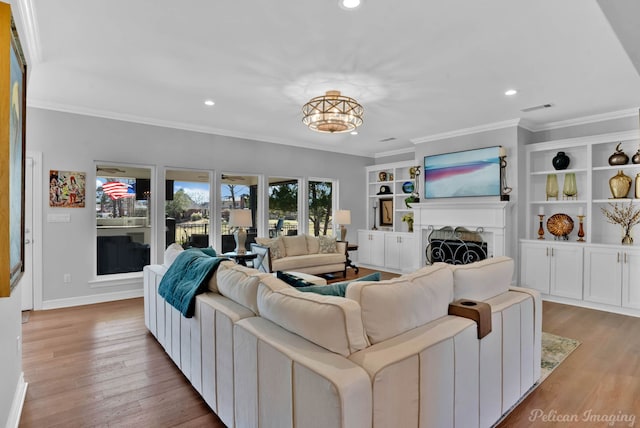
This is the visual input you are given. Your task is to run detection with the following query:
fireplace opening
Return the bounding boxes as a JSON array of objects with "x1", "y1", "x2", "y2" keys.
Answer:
[{"x1": 426, "y1": 226, "x2": 488, "y2": 265}]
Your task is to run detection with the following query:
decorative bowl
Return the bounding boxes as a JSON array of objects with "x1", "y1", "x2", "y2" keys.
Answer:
[{"x1": 547, "y1": 213, "x2": 574, "y2": 239}]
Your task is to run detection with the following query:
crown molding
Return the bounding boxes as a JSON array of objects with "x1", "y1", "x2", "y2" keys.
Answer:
[
  {"x1": 373, "y1": 146, "x2": 415, "y2": 159},
  {"x1": 13, "y1": 0, "x2": 42, "y2": 64},
  {"x1": 410, "y1": 118, "x2": 522, "y2": 144},
  {"x1": 28, "y1": 99, "x2": 375, "y2": 157},
  {"x1": 529, "y1": 107, "x2": 640, "y2": 131}
]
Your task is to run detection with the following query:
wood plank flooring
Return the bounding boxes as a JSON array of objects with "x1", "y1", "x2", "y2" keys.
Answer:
[{"x1": 20, "y1": 273, "x2": 640, "y2": 427}]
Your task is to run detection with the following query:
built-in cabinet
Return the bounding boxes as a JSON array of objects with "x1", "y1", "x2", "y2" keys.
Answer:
[
  {"x1": 584, "y1": 246, "x2": 640, "y2": 309},
  {"x1": 521, "y1": 130, "x2": 640, "y2": 316},
  {"x1": 520, "y1": 241, "x2": 583, "y2": 299},
  {"x1": 384, "y1": 233, "x2": 418, "y2": 271},
  {"x1": 357, "y1": 229, "x2": 418, "y2": 273},
  {"x1": 359, "y1": 160, "x2": 421, "y2": 272},
  {"x1": 357, "y1": 230, "x2": 385, "y2": 267}
]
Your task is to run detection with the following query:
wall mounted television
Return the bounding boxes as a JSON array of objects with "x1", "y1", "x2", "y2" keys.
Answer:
[{"x1": 424, "y1": 146, "x2": 501, "y2": 199}]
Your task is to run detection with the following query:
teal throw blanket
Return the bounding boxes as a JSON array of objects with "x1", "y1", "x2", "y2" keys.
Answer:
[{"x1": 158, "y1": 249, "x2": 227, "y2": 317}]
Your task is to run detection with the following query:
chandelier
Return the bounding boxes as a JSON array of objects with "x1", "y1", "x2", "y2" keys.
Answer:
[{"x1": 302, "y1": 90, "x2": 363, "y2": 133}]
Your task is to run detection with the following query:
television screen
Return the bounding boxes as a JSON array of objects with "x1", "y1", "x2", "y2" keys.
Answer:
[{"x1": 424, "y1": 146, "x2": 501, "y2": 199}]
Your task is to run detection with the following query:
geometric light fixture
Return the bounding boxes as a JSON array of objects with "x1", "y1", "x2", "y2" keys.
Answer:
[{"x1": 302, "y1": 90, "x2": 364, "y2": 133}]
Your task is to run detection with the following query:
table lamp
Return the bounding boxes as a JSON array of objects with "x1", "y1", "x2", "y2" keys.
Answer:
[
  {"x1": 335, "y1": 209, "x2": 351, "y2": 241},
  {"x1": 229, "y1": 209, "x2": 252, "y2": 255}
]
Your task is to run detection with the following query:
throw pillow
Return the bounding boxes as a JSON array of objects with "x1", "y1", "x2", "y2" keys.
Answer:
[
  {"x1": 305, "y1": 234, "x2": 320, "y2": 254},
  {"x1": 318, "y1": 235, "x2": 337, "y2": 254},
  {"x1": 297, "y1": 272, "x2": 382, "y2": 297},
  {"x1": 255, "y1": 236, "x2": 285, "y2": 259},
  {"x1": 283, "y1": 235, "x2": 308, "y2": 257},
  {"x1": 163, "y1": 243, "x2": 184, "y2": 268},
  {"x1": 277, "y1": 271, "x2": 317, "y2": 288}
]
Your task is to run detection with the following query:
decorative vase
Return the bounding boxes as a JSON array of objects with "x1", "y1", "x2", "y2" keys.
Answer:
[
  {"x1": 609, "y1": 170, "x2": 632, "y2": 198},
  {"x1": 552, "y1": 151, "x2": 570, "y2": 170},
  {"x1": 407, "y1": 221, "x2": 414, "y2": 233},
  {"x1": 633, "y1": 149, "x2": 640, "y2": 164},
  {"x1": 562, "y1": 173, "x2": 577, "y2": 199},
  {"x1": 608, "y1": 143, "x2": 629, "y2": 165},
  {"x1": 636, "y1": 173, "x2": 640, "y2": 199},
  {"x1": 546, "y1": 174, "x2": 559, "y2": 200},
  {"x1": 622, "y1": 232, "x2": 633, "y2": 245}
]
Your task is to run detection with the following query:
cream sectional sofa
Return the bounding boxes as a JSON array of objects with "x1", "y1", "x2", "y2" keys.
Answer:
[
  {"x1": 250, "y1": 234, "x2": 347, "y2": 276},
  {"x1": 143, "y1": 256, "x2": 541, "y2": 428}
]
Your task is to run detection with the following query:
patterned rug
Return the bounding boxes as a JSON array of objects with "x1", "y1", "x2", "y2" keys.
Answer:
[{"x1": 540, "y1": 331, "x2": 580, "y2": 382}]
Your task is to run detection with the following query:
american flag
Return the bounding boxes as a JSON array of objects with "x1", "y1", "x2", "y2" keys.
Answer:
[{"x1": 101, "y1": 181, "x2": 134, "y2": 200}]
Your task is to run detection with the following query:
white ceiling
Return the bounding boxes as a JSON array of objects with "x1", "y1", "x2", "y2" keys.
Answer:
[{"x1": 16, "y1": 0, "x2": 640, "y2": 157}]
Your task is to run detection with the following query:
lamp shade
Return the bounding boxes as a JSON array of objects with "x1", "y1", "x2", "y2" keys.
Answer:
[
  {"x1": 229, "y1": 209, "x2": 253, "y2": 228},
  {"x1": 335, "y1": 210, "x2": 351, "y2": 225}
]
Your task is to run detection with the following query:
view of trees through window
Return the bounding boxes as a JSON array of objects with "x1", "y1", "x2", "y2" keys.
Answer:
[
  {"x1": 269, "y1": 178, "x2": 298, "y2": 237},
  {"x1": 164, "y1": 171, "x2": 210, "y2": 248},
  {"x1": 309, "y1": 180, "x2": 333, "y2": 236}
]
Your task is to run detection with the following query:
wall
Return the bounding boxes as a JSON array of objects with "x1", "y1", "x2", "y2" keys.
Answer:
[
  {"x1": 529, "y1": 115, "x2": 639, "y2": 144},
  {"x1": 27, "y1": 108, "x2": 372, "y2": 305},
  {"x1": 413, "y1": 125, "x2": 521, "y2": 261}
]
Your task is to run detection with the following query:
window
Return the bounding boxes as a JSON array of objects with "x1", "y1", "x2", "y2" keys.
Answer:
[
  {"x1": 220, "y1": 174, "x2": 258, "y2": 253},
  {"x1": 165, "y1": 169, "x2": 210, "y2": 249},
  {"x1": 268, "y1": 177, "x2": 299, "y2": 237},
  {"x1": 308, "y1": 180, "x2": 334, "y2": 236},
  {"x1": 96, "y1": 164, "x2": 152, "y2": 275}
]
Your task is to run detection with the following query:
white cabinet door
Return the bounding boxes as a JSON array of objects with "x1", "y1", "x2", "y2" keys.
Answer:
[
  {"x1": 584, "y1": 247, "x2": 622, "y2": 306},
  {"x1": 622, "y1": 249, "x2": 640, "y2": 309},
  {"x1": 520, "y1": 242, "x2": 551, "y2": 294},
  {"x1": 399, "y1": 234, "x2": 418, "y2": 272},
  {"x1": 358, "y1": 230, "x2": 385, "y2": 267},
  {"x1": 384, "y1": 234, "x2": 402, "y2": 270},
  {"x1": 549, "y1": 245, "x2": 584, "y2": 299}
]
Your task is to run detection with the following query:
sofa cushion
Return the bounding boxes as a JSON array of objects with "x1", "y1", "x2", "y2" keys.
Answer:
[
  {"x1": 440, "y1": 256, "x2": 514, "y2": 301},
  {"x1": 318, "y1": 236, "x2": 337, "y2": 253},
  {"x1": 346, "y1": 265, "x2": 454, "y2": 344},
  {"x1": 216, "y1": 261, "x2": 267, "y2": 314},
  {"x1": 305, "y1": 234, "x2": 320, "y2": 254},
  {"x1": 163, "y1": 243, "x2": 184, "y2": 268},
  {"x1": 297, "y1": 272, "x2": 382, "y2": 297},
  {"x1": 271, "y1": 253, "x2": 346, "y2": 271},
  {"x1": 257, "y1": 275, "x2": 370, "y2": 356},
  {"x1": 283, "y1": 235, "x2": 308, "y2": 257},
  {"x1": 255, "y1": 236, "x2": 285, "y2": 260}
]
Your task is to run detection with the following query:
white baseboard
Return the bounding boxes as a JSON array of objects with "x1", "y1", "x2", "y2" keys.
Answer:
[
  {"x1": 41, "y1": 288, "x2": 144, "y2": 310},
  {"x1": 6, "y1": 372, "x2": 27, "y2": 428}
]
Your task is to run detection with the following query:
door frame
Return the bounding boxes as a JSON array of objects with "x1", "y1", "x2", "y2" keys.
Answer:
[{"x1": 26, "y1": 150, "x2": 43, "y2": 309}]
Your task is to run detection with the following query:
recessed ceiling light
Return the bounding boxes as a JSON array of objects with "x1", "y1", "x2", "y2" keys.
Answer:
[
  {"x1": 504, "y1": 89, "x2": 517, "y2": 96},
  {"x1": 204, "y1": 99, "x2": 215, "y2": 106},
  {"x1": 350, "y1": 131, "x2": 358, "y2": 135},
  {"x1": 340, "y1": 0, "x2": 361, "y2": 10}
]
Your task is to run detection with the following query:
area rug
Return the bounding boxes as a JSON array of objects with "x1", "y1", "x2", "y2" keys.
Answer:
[{"x1": 540, "y1": 331, "x2": 580, "y2": 382}]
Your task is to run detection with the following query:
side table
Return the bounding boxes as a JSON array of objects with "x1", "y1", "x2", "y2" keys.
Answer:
[
  {"x1": 222, "y1": 251, "x2": 258, "y2": 267},
  {"x1": 345, "y1": 243, "x2": 359, "y2": 274}
]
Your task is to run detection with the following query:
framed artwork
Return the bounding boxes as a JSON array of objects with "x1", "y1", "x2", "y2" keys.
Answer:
[
  {"x1": 50, "y1": 170, "x2": 86, "y2": 207},
  {"x1": 379, "y1": 198, "x2": 393, "y2": 226},
  {"x1": 424, "y1": 146, "x2": 501, "y2": 199},
  {"x1": 1, "y1": 6, "x2": 26, "y2": 297}
]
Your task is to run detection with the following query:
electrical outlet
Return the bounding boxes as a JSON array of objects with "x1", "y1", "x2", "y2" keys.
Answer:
[{"x1": 63, "y1": 273, "x2": 72, "y2": 283}]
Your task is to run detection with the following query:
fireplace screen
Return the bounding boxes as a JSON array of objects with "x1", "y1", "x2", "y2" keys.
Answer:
[{"x1": 426, "y1": 226, "x2": 488, "y2": 265}]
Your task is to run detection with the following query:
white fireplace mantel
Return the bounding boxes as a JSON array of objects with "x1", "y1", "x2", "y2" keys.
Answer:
[{"x1": 412, "y1": 200, "x2": 511, "y2": 263}]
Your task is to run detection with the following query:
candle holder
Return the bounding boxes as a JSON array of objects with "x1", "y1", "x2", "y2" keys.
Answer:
[
  {"x1": 577, "y1": 215, "x2": 585, "y2": 242},
  {"x1": 537, "y1": 214, "x2": 545, "y2": 240}
]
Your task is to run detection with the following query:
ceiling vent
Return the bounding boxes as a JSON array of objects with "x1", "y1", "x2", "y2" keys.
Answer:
[
  {"x1": 379, "y1": 137, "x2": 396, "y2": 142},
  {"x1": 521, "y1": 103, "x2": 554, "y2": 113}
]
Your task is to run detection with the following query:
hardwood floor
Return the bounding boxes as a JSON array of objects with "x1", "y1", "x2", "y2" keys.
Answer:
[
  {"x1": 20, "y1": 277, "x2": 640, "y2": 427},
  {"x1": 497, "y1": 301, "x2": 640, "y2": 427}
]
